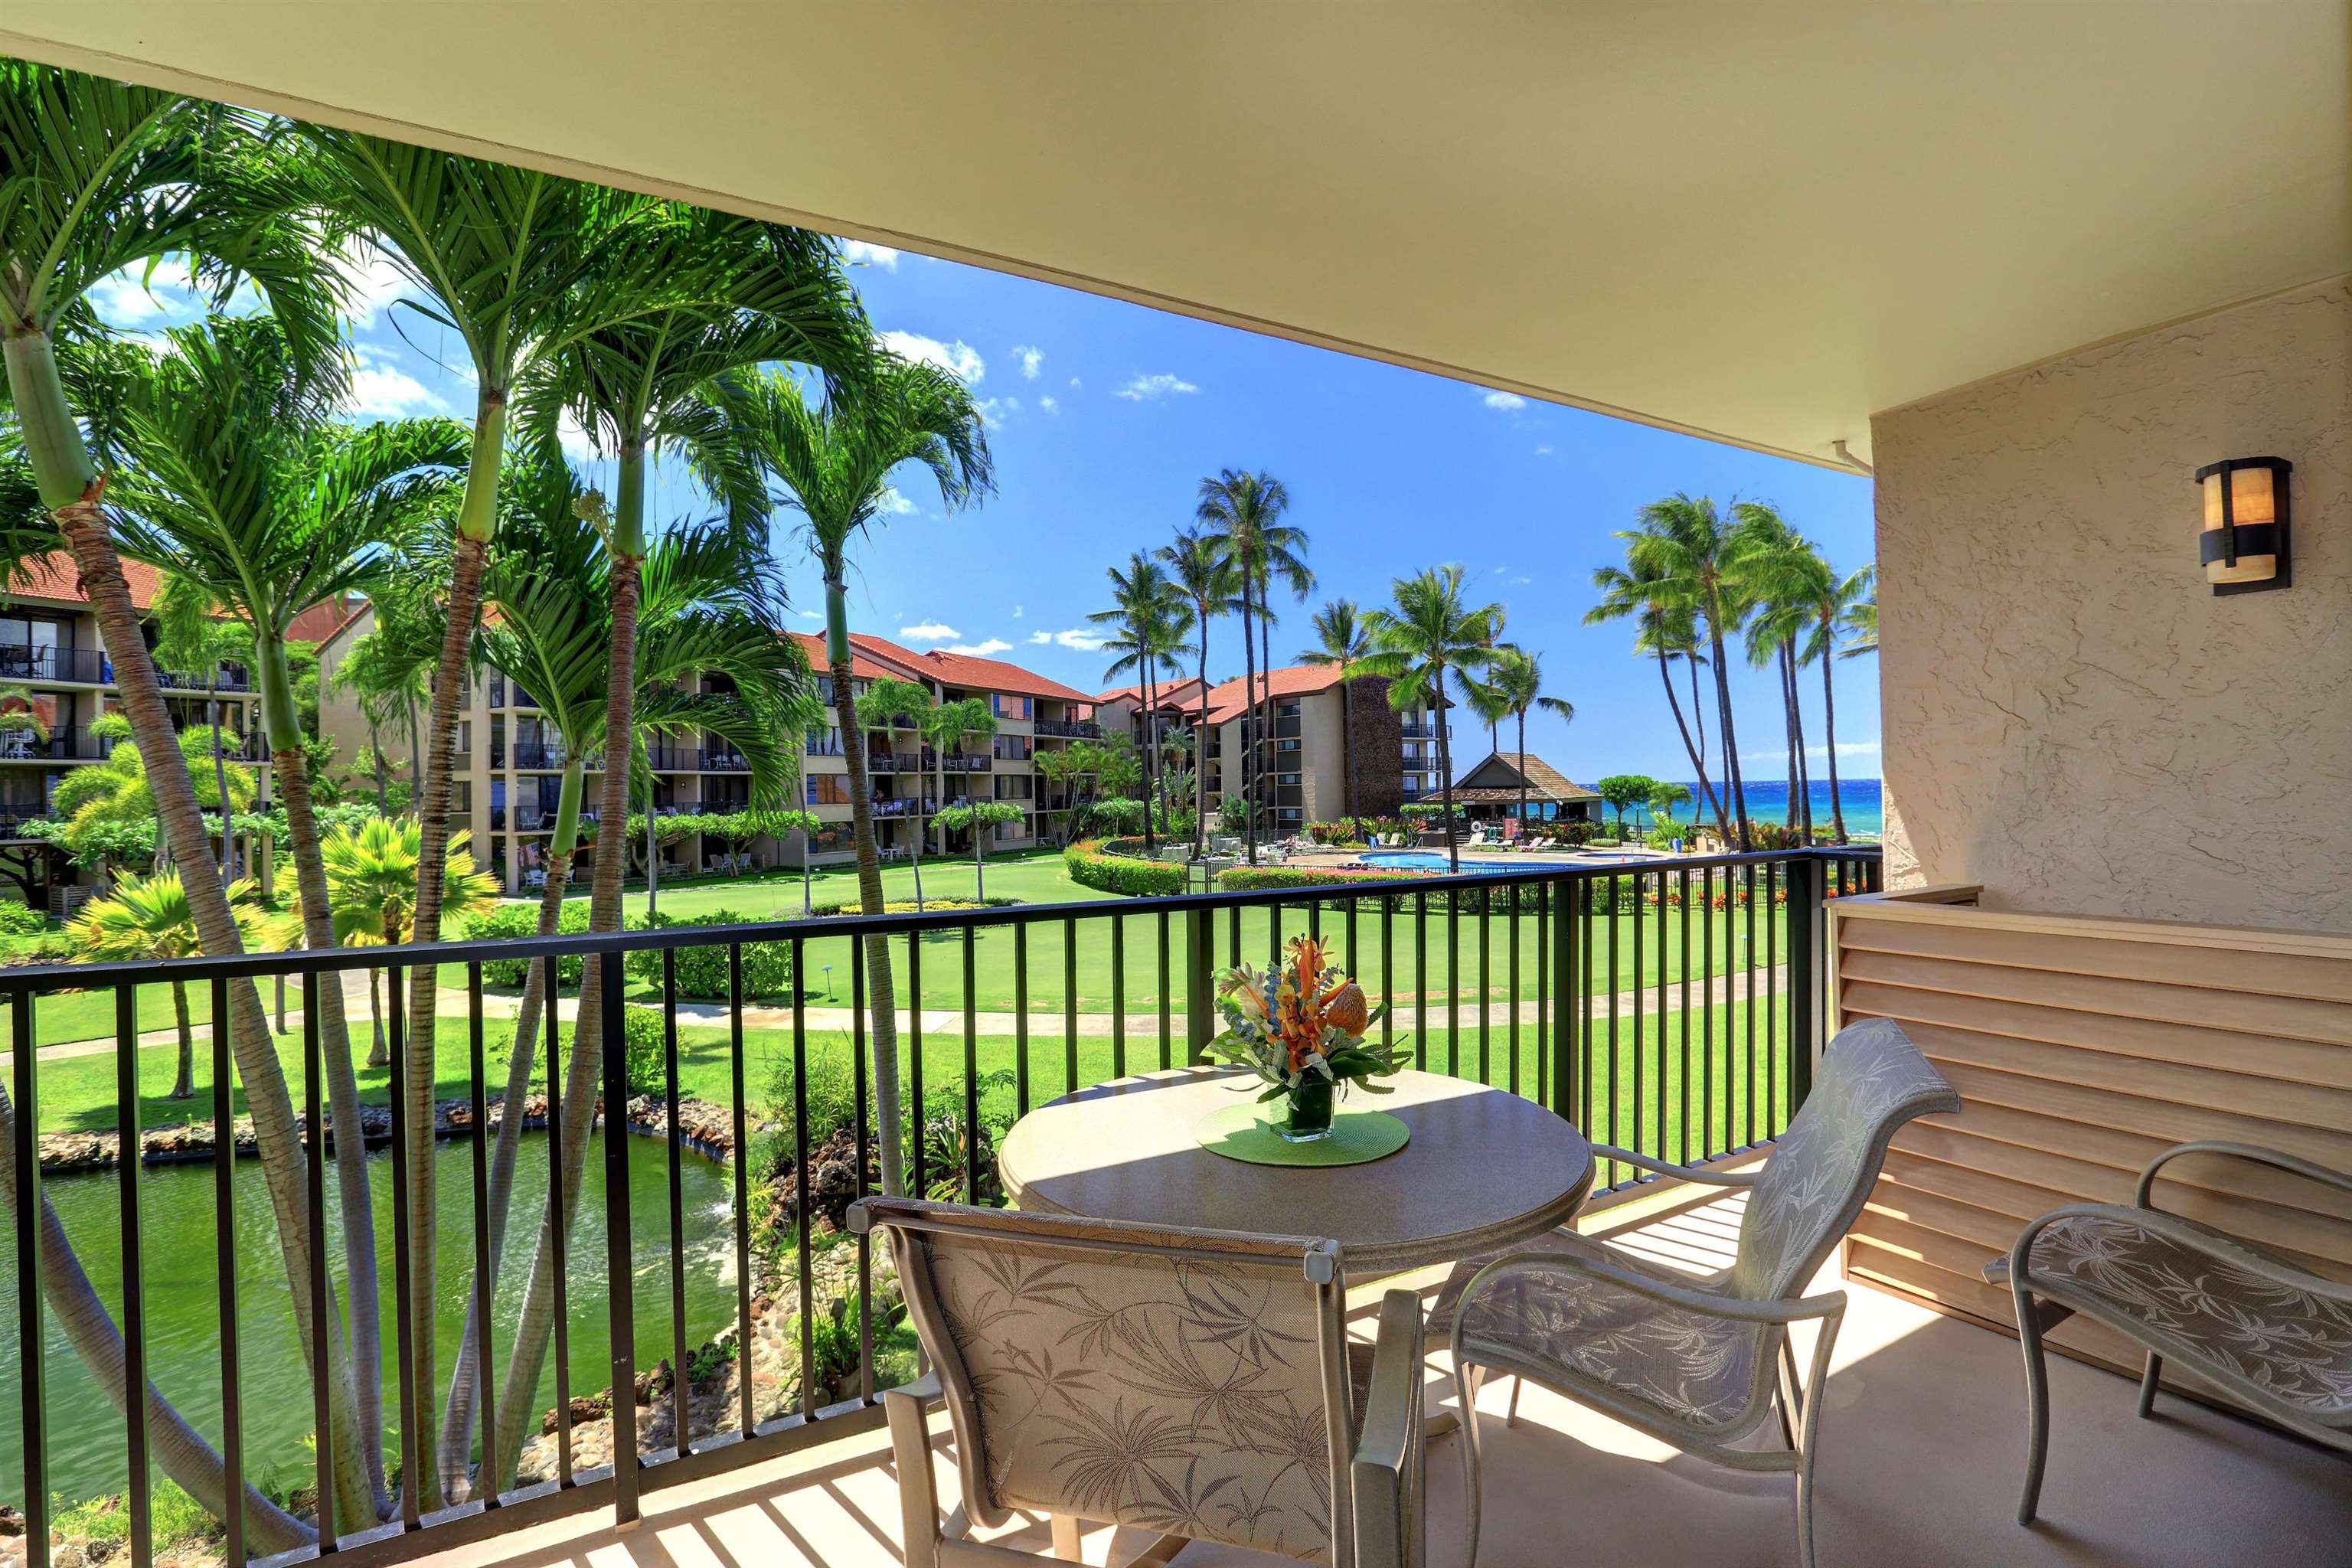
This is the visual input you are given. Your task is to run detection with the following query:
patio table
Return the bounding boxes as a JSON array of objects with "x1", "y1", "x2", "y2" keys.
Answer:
[{"x1": 998, "y1": 1066, "x2": 1595, "y2": 1275}]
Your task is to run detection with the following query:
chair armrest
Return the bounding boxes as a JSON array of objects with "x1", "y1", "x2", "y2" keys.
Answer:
[
  {"x1": 1589, "y1": 1142, "x2": 1759, "y2": 1187},
  {"x1": 1456, "y1": 1247, "x2": 1846, "y2": 1329},
  {"x1": 2135, "y1": 1140, "x2": 2352, "y2": 1210},
  {"x1": 1351, "y1": 1289, "x2": 1426, "y2": 1568}
]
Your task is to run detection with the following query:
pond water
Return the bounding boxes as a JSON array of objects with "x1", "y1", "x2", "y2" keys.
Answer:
[{"x1": 0, "y1": 1131, "x2": 737, "y2": 1506}]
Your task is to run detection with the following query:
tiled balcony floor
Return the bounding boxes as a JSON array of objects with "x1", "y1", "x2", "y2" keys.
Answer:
[{"x1": 416, "y1": 1195, "x2": 2351, "y2": 1568}]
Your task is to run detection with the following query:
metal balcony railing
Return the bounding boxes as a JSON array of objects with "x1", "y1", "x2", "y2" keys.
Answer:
[
  {"x1": 0, "y1": 848, "x2": 1877, "y2": 1568},
  {"x1": 1032, "y1": 718, "x2": 1100, "y2": 739}
]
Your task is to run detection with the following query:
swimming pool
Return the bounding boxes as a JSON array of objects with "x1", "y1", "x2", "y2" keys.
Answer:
[{"x1": 1359, "y1": 849, "x2": 1662, "y2": 874}]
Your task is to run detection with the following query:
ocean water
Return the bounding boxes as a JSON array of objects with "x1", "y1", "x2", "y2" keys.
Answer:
[{"x1": 1635, "y1": 779, "x2": 1883, "y2": 840}]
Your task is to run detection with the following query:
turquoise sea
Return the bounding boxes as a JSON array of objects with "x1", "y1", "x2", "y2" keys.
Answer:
[{"x1": 1639, "y1": 779, "x2": 1882, "y2": 840}]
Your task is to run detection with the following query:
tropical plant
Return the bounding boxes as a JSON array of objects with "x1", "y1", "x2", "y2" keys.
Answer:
[
  {"x1": 1298, "y1": 599, "x2": 1377, "y2": 843},
  {"x1": 1158, "y1": 530, "x2": 1235, "y2": 851},
  {"x1": 318, "y1": 818, "x2": 498, "y2": 1067},
  {"x1": 1462, "y1": 644, "x2": 1574, "y2": 832},
  {"x1": 1090, "y1": 554, "x2": 1192, "y2": 856},
  {"x1": 1196, "y1": 469, "x2": 1307, "y2": 862},
  {"x1": 1838, "y1": 564, "x2": 1878, "y2": 662},
  {"x1": 148, "y1": 576, "x2": 253, "y2": 879},
  {"x1": 931, "y1": 799, "x2": 1024, "y2": 900},
  {"x1": 857, "y1": 676, "x2": 936, "y2": 907},
  {"x1": 1622, "y1": 495, "x2": 1753, "y2": 848},
  {"x1": 466, "y1": 466, "x2": 813, "y2": 1492},
  {"x1": 1355, "y1": 567, "x2": 1501, "y2": 872},
  {"x1": 1731, "y1": 503, "x2": 1824, "y2": 841},
  {"x1": 0, "y1": 62, "x2": 345, "y2": 1544},
  {"x1": 70, "y1": 871, "x2": 284, "y2": 1099},
  {"x1": 923, "y1": 694, "x2": 998, "y2": 858},
  {"x1": 749, "y1": 353, "x2": 991, "y2": 1200},
  {"x1": 1648, "y1": 780, "x2": 1694, "y2": 828},
  {"x1": 0, "y1": 682, "x2": 51, "y2": 744},
  {"x1": 1588, "y1": 551, "x2": 1728, "y2": 841}
]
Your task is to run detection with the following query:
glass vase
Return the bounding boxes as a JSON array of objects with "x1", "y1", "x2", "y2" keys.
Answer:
[{"x1": 1281, "y1": 1077, "x2": 1335, "y2": 1142}]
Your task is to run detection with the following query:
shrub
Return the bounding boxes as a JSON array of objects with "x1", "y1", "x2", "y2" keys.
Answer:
[
  {"x1": 1217, "y1": 864, "x2": 1425, "y2": 892},
  {"x1": 473, "y1": 899, "x2": 595, "y2": 988},
  {"x1": 620, "y1": 1004, "x2": 666, "y2": 1092},
  {"x1": 1214, "y1": 794, "x2": 1250, "y2": 834},
  {"x1": 1064, "y1": 838, "x2": 1187, "y2": 897},
  {"x1": 0, "y1": 900, "x2": 46, "y2": 938},
  {"x1": 1080, "y1": 796, "x2": 1145, "y2": 836},
  {"x1": 1302, "y1": 820, "x2": 1367, "y2": 846},
  {"x1": 624, "y1": 909, "x2": 794, "y2": 999}
]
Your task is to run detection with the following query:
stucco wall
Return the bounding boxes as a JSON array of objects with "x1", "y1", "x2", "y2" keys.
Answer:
[{"x1": 1873, "y1": 277, "x2": 2351, "y2": 933}]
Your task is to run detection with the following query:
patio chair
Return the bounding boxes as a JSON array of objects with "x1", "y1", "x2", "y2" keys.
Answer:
[
  {"x1": 1988, "y1": 1140, "x2": 2352, "y2": 1527},
  {"x1": 1434, "y1": 1017, "x2": 1958, "y2": 1567},
  {"x1": 852, "y1": 1194, "x2": 1429, "y2": 1568}
]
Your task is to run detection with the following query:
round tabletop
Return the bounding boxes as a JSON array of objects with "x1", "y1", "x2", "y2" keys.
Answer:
[{"x1": 996, "y1": 1067, "x2": 1596, "y2": 1273}]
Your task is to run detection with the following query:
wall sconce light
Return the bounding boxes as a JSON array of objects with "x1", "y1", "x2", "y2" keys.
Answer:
[{"x1": 2195, "y1": 456, "x2": 2292, "y2": 595}]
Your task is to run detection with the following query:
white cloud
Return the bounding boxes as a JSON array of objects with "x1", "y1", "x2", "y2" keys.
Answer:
[
  {"x1": 1011, "y1": 606, "x2": 1025, "y2": 619},
  {"x1": 346, "y1": 356, "x2": 450, "y2": 418},
  {"x1": 977, "y1": 395, "x2": 1021, "y2": 425},
  {"x1": 1026, "y1": 631, "x2": 1051, "y2": 645},
  {"x1": 1741, "y1": 740, "x2": 1883, "y2": 767},
  {"x1": 1038, "y1": 394, "x2": 1060, "y2": 414},
  {"x1": 797, "y1": 609, "x2": 822, "y2": 620},
  {"x1": 1481, "y1": 390, "x2": 1527, "y2": 412},
  {"x1": 841, "y1": 240, "x2": 900, "y2": 270},
  {"x1": 1507, "y1": 574, "x2": 1533, "y2": 586},
  {"x1": 335, "y1": 243, "x2": 416, "y2": 326},
  {"x1": 87, "y1": 258, "x2": 203, "y2": 328},
  {"x1": 1534, "y1": 444, "x2": 1555, "y2": 456},
  {"x1": 1114, "y1": 373, "x2": 1199, "y2": 401},
  {"x1": 945, "y1": 639, "x2": 1012, "y2": 657},
  {"x1": 900, "y1": 622, "x2": 960, "y2": 643},
  {"x1": 1040, "y1": 627, "x2": 1107, "y2": 651},
  {"x1": 879, "y1": 486, "x2": 919, "y2": 515},
  {"x1": 878, "y1": 329, "x2": 983, "y2": 382},
  {"x1": 1069, "y1": 377, "x2": 1081, "y2": 390},
  {"x1": 1012, "y1": 345, "x2": 1044, "y2": 379}
]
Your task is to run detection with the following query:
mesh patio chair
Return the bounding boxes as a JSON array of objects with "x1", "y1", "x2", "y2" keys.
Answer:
[
  {"x1": 1434, "y1": 1017, "x2": 1958, "y2": 1567},
  {"x1": 1988, "y1": 1139, "x2": 2352, "y2": 1527},
  {"x1": 853, "y1": 1194, "x2": 1429, "y2": 1568}
]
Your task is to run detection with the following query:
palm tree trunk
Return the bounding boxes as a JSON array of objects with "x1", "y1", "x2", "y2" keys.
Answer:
[
  {"x1": 1787, "y1": 645, "x2": 1813, "y2": 840},
  {"x1": 1820, "y1": 621, "x2": 1847, "y2": 843},
  {"x1": 266, "y1": 697, "x2": 389, "y2": 1502},
  {"x1": 368, "y1": 968, "x2": 386, "y2": 1069},
  {"x1": 973, "y1": 826, "x2": 985, "y2": 900},
  {"x1": 1258, "y1": 600, "x2": 1276, "y2": 841},
  {"x1": 209, "y1": 678, "x2": 231, "y2": 884},
  {"x1": 1139, "y1": 668, "x2": 1159, "y2": 854},
  {"x1": 49, "y1": 498, "x2": 379, "y2": 1528},
  {"x1": 1433, "y1": 666, "x2": 1459, "y2": 873},
  {"x1": 1236, "y1": 578, "x2": 1258, "y2": 864},
  {"x1": 0, "y1": 1075, "x2": 317, "y2": 1552},
  {"x1": 1193, "y1": 632, "x2": 1211, "y2": 854},
  {"x1": 1656, "y1": 648, "x2": 1726, "y2": 840},
  {"x1": 644, "y1": 803, "x2": 660, "y2": 919},
  {"x1": 824, "y1": 578, "x2": 903, "y2": 1194},
  {"x1": 169, "y1": 978, "x2": 194, "y2": 1099},
  {"x1": 1341, "y1": 677, "x2": 1360, "y2": 842},
  {"x1": 369, "y1": 719, "x2": 388, "y2": 812},
  {"x1": 1515, "y1": 710, "x2": 1529, "y2": 830},
  {"x1": 437, "y1": 763, "x2": 580, "y2": 1493},
  {"x1": 483, "y1": 529, "x2": 641, "y2": 1487},
  {"x1": 393, "y1": 517, "x2": 495, "y2": 1514},
  {"x1": 1708, "y1": 621, "x2": 1750, "y2": 849},
  {"x1": 403, "y1": 694, "x2": 423, "y2": 797}
]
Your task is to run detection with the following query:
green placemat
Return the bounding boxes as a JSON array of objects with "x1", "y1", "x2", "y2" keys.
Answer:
[{"x1": 1194, "y1": 1101, "x2": 1411, "y2": 1167}]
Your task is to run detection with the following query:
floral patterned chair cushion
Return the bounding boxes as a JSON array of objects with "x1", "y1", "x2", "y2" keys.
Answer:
[
  {"x1": 2019, "y1": 1208, "x2": 2352, "y2": 1423},
  {"x1": 906, "y1": 1219, "x2": 1353, "y2": 1562},
  {"x1": 1454, "y1": 1228, "x2": 1760, "y2": 1430}
]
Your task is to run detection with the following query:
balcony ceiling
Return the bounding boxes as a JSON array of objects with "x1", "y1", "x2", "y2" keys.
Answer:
[{"x1": 10, "y1": 2, "x2": 2348, "y2": 466}]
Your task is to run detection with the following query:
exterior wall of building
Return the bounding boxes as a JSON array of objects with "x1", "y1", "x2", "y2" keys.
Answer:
[{"x1": 1873, "y1": 276, "x2": 2351, "y2": 932}]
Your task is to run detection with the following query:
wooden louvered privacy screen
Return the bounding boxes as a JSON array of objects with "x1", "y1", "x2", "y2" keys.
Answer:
[{"x1": 1829, "y1": 887, "x2": 2352, "y2": 1393}]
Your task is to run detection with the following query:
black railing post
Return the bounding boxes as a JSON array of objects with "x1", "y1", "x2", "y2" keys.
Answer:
[
  {"x1": 1184, "y1": 904, "x2": 1214, "y2": 1063},
  {"x1": 12, "y1": 989, "x2": 47, "y2": 1568},
  {"x1": 1786, "y1": 854, "x2": 1822, "y2": 1109},
  {"x1": 601, "y1": 956, "x2": 639, "y2": 1526}
]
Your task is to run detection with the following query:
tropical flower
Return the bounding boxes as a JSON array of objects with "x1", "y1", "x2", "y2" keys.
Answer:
[{"x1": 1204, "y1": 936, "x2": 1406, "y2": 1102}]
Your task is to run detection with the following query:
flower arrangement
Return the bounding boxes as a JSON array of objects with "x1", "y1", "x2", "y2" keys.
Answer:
[{"x1": 1205, "y1": 935, "x2": 1406, "y2": 1140}]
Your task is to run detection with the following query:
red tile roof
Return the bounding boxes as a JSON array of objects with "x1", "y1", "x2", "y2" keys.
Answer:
[
  {"x1": 287, "y1": 595, "x2": 366, "y2": 647},
  {"x1": 788, "y1": 629, "x2": 897, "y2": 681},
  {"x1": 1198, "y1": 664, "x2": 1345, "y2": 724},
  {"x1": 5, "y1": 551, "x2": 162, "y2": 610},
  {"x1": 1096, "y1": 676, "x2": 1208, "y2": 712},
  {"x1": 845, "y1": 633, "x2": 1094, "y2": 704}
]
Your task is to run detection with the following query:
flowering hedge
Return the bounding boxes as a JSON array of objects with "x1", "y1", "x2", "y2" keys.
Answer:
[
  {"x1": 1217, "y1": 864, "x2": 1426, "y2": 892},
  {"x1": 1063, "y1": 838, "x2": 1187, "y2": 897}
]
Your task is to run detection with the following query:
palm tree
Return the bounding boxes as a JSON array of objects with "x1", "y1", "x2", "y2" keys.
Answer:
[
  {"x1": 465, "y1": 468, "x2": 811, "y2": 1493},
  {"x1": 0, "y1": 64, "x2": 356, "y2": 1540},
  {"x1": 1465, "y1": 645, "x2": 1574, "y2": 832},
  {"x1": 932, "y1": 799, "x2": 1024, "y2": 899},
  {"x1": 318, "y1": 818, "x2": 498, "y2": 1069},
  {"x1": 856, "y1": 677, "x2": 934, "y2": 906},
  {"x1": 1356, "y1": 567, "x2": 1503, "y2": 872},
  {"x1": 1838, "y1": 564, "x2": 1879, "y2": 661},
  {"x1": 1733, "y1": 505, "x2": 1825, "y2": 842},
  {"x1": 1796, "y1": 562, "x2": 1875, "y2": 843},
  {"x1": 1157, "y1": 530, "x2": 1234, "y2": 852},
  {"x1": 1195, "y1": 470, "x2": 1302, "y2": 863},
  {"x1": 1298, "y1": 599, "x2": 1376, "y2": 841},
  {"x1": 1624, "y1": 495, "x2": 1753, "y2": 848},
  {"x1": 925, "y1": 694, "x2": 998, "y2": 861},
  {"x1": 71, "y1": 871, "x2": 280, "y2": 1099},
  {"x1": 148, "y1": 575, "x2": 250, "y2": 880},
  {"x1": 106, "y1": 314, "x2": 468, "y2": 1472},
  {"x1": 1587, "y1": 557, "x2": 1727, "y2": 841},
  {"x1": 744, "y1": 354, "x2": 991, "y2": 1198},
  {"x1": 1091, "y1": 554, "x2": 1194, "y2": 856}
]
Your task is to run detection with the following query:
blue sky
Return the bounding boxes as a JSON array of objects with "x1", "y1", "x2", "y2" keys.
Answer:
[{"x1": 89, "y1": 237, "x2": 1879, "y2": 783}]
